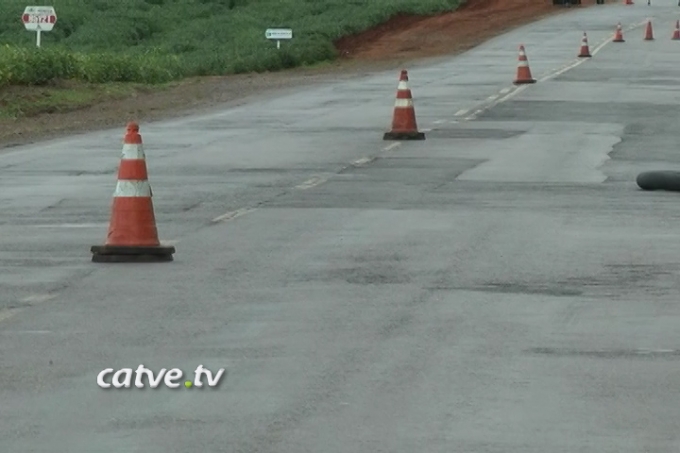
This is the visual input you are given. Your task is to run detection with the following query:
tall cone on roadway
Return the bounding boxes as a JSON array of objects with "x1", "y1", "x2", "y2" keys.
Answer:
[
  {"x1": 383, "y1": 70, "x2": 425, "y2": 140},
  {"x1": 91, "y1": 122, "x2": 175, "y2": 263},
  {"x1": 513, "y1": 45, "x2": 536, "y2": 84},
  {"x1": 613, "y1": 23, "x2": 625, "y2": 42},
  {"x1": 672, "y1": 20, "x2": 680, "y2": 40},
  {"x1": 578, "y1": 32, "x2": 591, "y2": 57},
  {"x1": 644, "y1": 19, "x2": 654, "y2": 40}
]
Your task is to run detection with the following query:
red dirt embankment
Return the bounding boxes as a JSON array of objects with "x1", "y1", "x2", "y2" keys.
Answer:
[{"x1": 336, "y1": 0, "x2": 598, "y2": 60}]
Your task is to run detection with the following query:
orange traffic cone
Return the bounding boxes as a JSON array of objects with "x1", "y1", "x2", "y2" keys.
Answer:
[
  {"x1": 91, "y1": 122, "x2": 175, "y2": 263},
  {"x1": 513, "y1": 45, "x2": 536, "y2": 84},
  {"x1": 578, "y1": 32, "x2": 591, "y2": 57},
  {"x1": 613, "y1": 23, "x2": 625, "y2": 42},
  {"x1": 383, "y1": 70, "x2": 425, "y2": 140},
  {"x1": 625, "y1": 0, "x2": 633, "y2": 5},
  {"x1": 644, "y1": 19, "x2": 654, "y2": 40},
  {"x1": 672, "y1": 20, "x2": 680, "y2": 40}
]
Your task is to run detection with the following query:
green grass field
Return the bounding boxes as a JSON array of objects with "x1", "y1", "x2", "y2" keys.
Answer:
[
  {"x1": 0, "y1": 0, "x2": 463, "y2": 88},
  {"x1": 0, "y1": 0, "x2": 463, "y2": 120}
]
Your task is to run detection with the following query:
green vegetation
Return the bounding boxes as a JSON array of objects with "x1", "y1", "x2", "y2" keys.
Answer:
[{"x1": 0, "y1": 0, "x2": 463, "y2": 88}]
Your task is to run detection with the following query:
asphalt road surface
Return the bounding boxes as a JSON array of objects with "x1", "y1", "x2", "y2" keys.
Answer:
[{"x1": 3, "y1": 2, "x2": 680, "y2": 452}]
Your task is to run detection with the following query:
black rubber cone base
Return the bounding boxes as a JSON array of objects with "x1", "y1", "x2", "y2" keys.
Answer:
[
  {"x1": 383, "y1": 131, "x2": 426, "y2": 140},
  {"x1": 578, "y1": 54, "x2": 591, "y2": 58},
  {"x1": 91, "y1": 245, "x2": 175, "y2": 263},
  {"x1": 513, "y1": 79, "x2": 536, "y2": 85}
]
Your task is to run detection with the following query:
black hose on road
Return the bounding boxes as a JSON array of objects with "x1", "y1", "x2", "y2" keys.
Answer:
[{"x1": 636, "y1": 171, "x2": 680, "y2": 192}]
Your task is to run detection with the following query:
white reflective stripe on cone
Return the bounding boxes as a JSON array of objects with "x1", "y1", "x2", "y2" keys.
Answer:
[
  {"x1": 394, "y1": 98, "x2": 414, "y2": 108},
  {"x1": 121, "y1": 143, "x2": 146, "y2": 160},
  {"x1": 113, "y1": 180, "x2": 152, "y2": 197},
  {"x1": 397, "y1": 81, "x2": 410, "y2": 90}
]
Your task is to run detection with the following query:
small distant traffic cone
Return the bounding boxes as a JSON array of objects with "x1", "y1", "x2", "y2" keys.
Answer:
[
  {"x1": 383, "y1": 70, "x2": 425, "y2": 140},
  {"x1": 672, "y1": 20, "x2": 680, "y2": 39},
  {"x1": 578, "y1": 32, "x2": 591, "y2": 57},
  {"x1": 513, "y1": 45, "x2": 536, "y2": 84},
  {"x1": 625, "y1": 0, "x2": 633, "y2": 5},
  {"x1": 613, "y1": 23, "x2": 625, "y2": 42},
  {"x1": 91, "y1": 122, "x2": 175, "y2": 263},
  {"x1": 644, "y1": 19, "x2": 654, "y2": 40}
]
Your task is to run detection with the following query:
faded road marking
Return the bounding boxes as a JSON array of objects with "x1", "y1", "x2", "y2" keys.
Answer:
[
  {"x1": 0, "y1": 308, "x2": 21, "y2": 323},
  {"x1": 353, "y1": 157, "x2": 375, "y2": 166},
  {"x1": 539, "y1": 60, "x2": 585, "y2": 82},
  {"x1": 212, "y1": 207, "x2": 257, "y2": 223},
  {"x1": 383, "y1": 142, "x2": 401, "y2": 152},
  {"x1": 454, "y1": 109, "x2": 469, "y2": 117},
  {"x1": 496, "y1": 85, "x2": 529, "y2": 104},
  {"x1": 21, "y1": 294, "x2": 56, "y2": 304},
  {"x1": 295, "y1": 177, "x2": 327, "y2": 190},
  {"x1": 464, "y1": 107, "x2": 488, "y2": 121},
  {"x1": 464, "y1": 85, "x2": 529, "y2": 120}
]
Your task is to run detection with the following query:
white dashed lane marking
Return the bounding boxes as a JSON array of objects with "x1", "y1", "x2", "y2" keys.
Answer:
[
  {"x1": 295, "y1": 177, "x2": 327, "y2": 190},
  {"x1": 21, "y1": 294, "x2": 56, "y2": 304},
  {"x1": 353, "y1": 157, "x2": 375, "y2": 166},
  {"x1": 212, "y1": 207, "x2": 257, "y2": 223}
]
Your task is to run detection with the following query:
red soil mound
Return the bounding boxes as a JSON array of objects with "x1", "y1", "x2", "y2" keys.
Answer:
[{"x1": 335, "y1": 0, "x2": 598, "y2": 61}]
